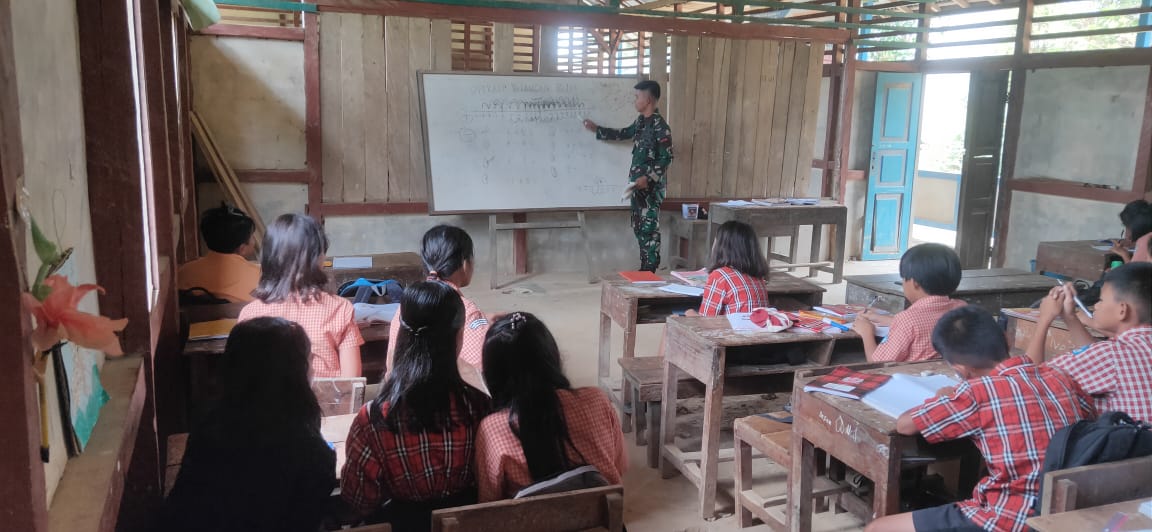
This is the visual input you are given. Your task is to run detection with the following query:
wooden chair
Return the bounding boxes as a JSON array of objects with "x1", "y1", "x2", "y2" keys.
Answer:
[
  {"x1": 617, "y1": 356, "x2": 703, "y2": 468},
  {"x1": 344, "y1": 525, "x2": 392, "y2": 532},
  {"x1": 311, "y1": 377, "x2": 368, "y2": 417},
  {"x1": 733, "y1": 415, "x2": 850, "y2": 530},
  {"x1": 1039, "y1": 455, "x2": 1152, "y2": 514},
  {"x1": 430, "y1": 485, "x2": 624, "y2": 532},
  {"x1": 164, "y1": 433, "x2": 190, "y2": 497}
]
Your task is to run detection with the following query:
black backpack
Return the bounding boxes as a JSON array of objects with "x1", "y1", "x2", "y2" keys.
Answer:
[{"x1": 1035, "y1": 411, "x2": 1152, "y2": 511}]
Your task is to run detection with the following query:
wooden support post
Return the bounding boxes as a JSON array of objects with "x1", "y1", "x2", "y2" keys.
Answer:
[
  {"x1": 834, "y1": 0, "x2": 860, "y2": 203},
  {"x1": 489, "y1": 212, "x2": 594, "y2": 289},
  {"x1": 993, "y1": 0, "x2": 1034, "y2": 267},
  {"x1": 0, "y1": 0, "x2": 49, "y2": 528}
]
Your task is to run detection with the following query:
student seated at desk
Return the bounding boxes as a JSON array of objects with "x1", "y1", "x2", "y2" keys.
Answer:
[
  {"x1": 342, "y1": 282, "x2": 491, "y2": 532},
  {"x1": 239, "y1": 213, "x2": 363, "y2": 378},
  {"x1": 157, "y1": 318, "x2": 336, "y2": 532},
  {"x1": 684, "y1": 221, "x2": 770, "y2": 317},
  {"x1": 866, "y1": 307, "x2": 1096, "y2": 532},
  {"x1": 853, "y1": 243, "x2": 965, "y2": 363},
  {"x1": 1108, "y1": 199, "x2": 1152, "y2": 265},
  {"x1": 474, "y1": 312, "x2": 627, "y2": 502},
  {"x1": 387, "y1": 225, "x2": 489, "y2": 373},
  {"x1": 1027, "y1": 262, "x2": 1152, "y2": 424},
  {"x1": 176, "y1": 204, "x2": 260, "y2": 303}
]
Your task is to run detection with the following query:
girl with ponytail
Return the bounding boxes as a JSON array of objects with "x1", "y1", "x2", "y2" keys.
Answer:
[
  {"x1": 386, "y1": 225, "x2": 490, "y2": 374},
  {"x1": 474, "y1": 312, "x2": 627, "y2": 502},
  {"x1": 341, "y1": 282, "x2": 491, "y2": 531}
]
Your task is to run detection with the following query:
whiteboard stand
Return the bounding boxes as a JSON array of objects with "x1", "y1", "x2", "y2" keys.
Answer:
[{"x1": 489, "y1": 212, "x2": 595, "y2": 290}]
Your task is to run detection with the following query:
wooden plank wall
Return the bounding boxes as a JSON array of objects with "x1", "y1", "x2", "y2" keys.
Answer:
[
  {"x1": 320, "y1": 13, "x2": 446, "y2": 203},
  {"x1": 320, "y1": 12, "x2": 825, "y2": 205},
  {"x1": 665, "y1": 37, "x2": 825, "y2": 200}
]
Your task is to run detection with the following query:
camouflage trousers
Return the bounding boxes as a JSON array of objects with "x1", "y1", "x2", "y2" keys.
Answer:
[{"x1": 630, "y1": 187, "x2": 663, "y2": 272}]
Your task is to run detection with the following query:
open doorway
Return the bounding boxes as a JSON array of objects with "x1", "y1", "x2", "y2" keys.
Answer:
[{"x1": 910, "y1": 73, "x2": 969, "y2": 248}]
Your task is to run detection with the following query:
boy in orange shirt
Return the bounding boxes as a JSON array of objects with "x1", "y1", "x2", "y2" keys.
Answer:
[
  {"x1": 177, "y1": 204, "x2": 260, "y2": 303},
  {"x1": 853, "y1": 243, "x2": 966, "y2": 362}
]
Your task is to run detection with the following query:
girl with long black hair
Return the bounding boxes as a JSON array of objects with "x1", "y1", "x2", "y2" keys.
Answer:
[
  {"x1": 386, "y1": 225, "x2": 490, "y2": 373},
  {"x1": 157, "y1": 318, "x2": 336, "y2": 532},
  {"x1": 474, "y1": 312, "x2": 627, "y2": 501},
  {"x1": 341, "y1": 281, "x2": 490, "y2": 531}
]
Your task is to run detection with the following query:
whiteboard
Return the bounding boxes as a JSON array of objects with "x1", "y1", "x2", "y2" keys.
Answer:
[{"x1": 420, "y1": 72, "x2": 638, "y2": 213}]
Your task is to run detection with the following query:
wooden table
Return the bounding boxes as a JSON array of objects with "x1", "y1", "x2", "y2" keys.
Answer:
[
  {"x1": 598, "y1": 274, "x2": 826, "y2": 433},
  {"x1": 789, "y1": 361, "x2": 979, "y2": 532},
  {"x1": 708, "y1": 201, "x2": 848, "y2": 283},
  {"x1": 659, "y1": 316, "x2": 859, "y2": 518},
  {"x1": 1001, "y1": 308, "x2": 1105, "y2": 362},
  {"x1": 845, "y1": 268, "x2": 1058, "y2": 315},
  {"x1": 324, "y1": 252, "x2": 425, "y2": 292},
  {"x1": 1026, "y1": 498, "x2": 1152, "y2": 532},
  {"x1": 1035, "y1": 240, "x2": 1115, "y2": 283},
  {"x1": 164, "y1": 413, "x2": 356, "y2": 496}
]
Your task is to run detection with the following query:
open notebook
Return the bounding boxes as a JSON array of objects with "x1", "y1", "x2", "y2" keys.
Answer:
[{"x1": 861, "y1": 372, "x2": 960, "y2": 419}]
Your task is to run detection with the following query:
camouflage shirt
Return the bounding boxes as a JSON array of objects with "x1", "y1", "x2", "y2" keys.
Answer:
[{"x1": 596, "y1": 110, "x2": 674, "y2": 186}]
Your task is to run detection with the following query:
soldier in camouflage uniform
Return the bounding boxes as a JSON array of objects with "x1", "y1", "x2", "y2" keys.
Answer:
[{"x1": 583, "y1": 80, "x2": 674, "y2": 273}]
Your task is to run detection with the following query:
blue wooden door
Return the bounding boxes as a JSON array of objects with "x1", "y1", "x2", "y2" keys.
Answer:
[{"x1": 863, "y1": 73, "x2": 923, "y2": 260}]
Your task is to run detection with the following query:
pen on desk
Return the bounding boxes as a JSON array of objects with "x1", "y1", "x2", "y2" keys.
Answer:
[{"x1": 1057, "y1": 279, "x2": 1094, "y2": 319}]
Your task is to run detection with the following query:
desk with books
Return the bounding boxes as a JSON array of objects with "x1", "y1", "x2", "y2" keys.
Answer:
[
  {"x1": 789, "y1": 361, "x2": 980, "y2": 532},
  {"x1": 708, "y1": 200, "x2": 848, "y2": 283},
  {"x1": 845, "y1": 268, "x2": 1057, "y2": 316},
  {"x1": 598, "y1": 274, "x2": 826, "y2": 436},
  {"x1": 659, "y1": 316, "x2": 859, "y2": 518}
]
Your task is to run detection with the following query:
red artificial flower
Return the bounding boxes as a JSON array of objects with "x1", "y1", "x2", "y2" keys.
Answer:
[{"x1": 21, "y1": 275, "x2": 128, "y2": 356}]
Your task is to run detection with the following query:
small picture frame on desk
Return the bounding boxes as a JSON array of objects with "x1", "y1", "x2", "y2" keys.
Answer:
[{"x1": 682, "y1": 204, "x2": 699, "y2": 220}]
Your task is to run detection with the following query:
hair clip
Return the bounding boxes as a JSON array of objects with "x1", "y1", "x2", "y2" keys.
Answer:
[
  {"x1": 509, "y1": 312, "x2": 527, "y2": 331},
  {"x1": 399, "y1": 318, "x2": 428, "y2": 337}
]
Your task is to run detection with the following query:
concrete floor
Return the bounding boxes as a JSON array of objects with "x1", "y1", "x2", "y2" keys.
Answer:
[{"x1": 463, "y1": 259, "x2": 900, "y2": 532}]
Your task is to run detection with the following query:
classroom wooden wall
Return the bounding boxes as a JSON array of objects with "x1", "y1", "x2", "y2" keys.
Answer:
[
  {"x1": 318, "y1": 12, "x2": 825, "y2": 205},
  {"x1": 319, "y1": 13, "x2": 450, "y2": 203},
  {"x1": 666, "y1": 36, "x2": 825, "y2": 200}
]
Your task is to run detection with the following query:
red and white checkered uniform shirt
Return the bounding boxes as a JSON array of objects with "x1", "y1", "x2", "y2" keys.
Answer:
[
  {"x1": 871, "y1": 295, "x2": 966, "y2": 363},
  {"x1": 1048, "y1": 326, "x2": 1152, "y2": 423},
  {"x1": 912, "y1": 356, "x2": 1096, "y2": 532},
  {"x1": 698, "y1": 267, "x2": 770, "y2": 317},
  {"x1": 473, "y1": 387, "x2": 628, "y2": 502},
  {"x1": 238, "y1": 292, "x2": 364, "y2": 378},
  {"x1": 340, "y1": 387, "x2": 491, "y2": 514},
  {"x1": 387, "y1": 280, "x2": 490, "y2": 373}
]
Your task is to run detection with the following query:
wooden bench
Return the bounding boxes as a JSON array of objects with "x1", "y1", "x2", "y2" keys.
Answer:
[
  {"x1": 734, "y1": 415, "x2": 848, "y2": 530},
  {"x1": 617, "y1": 356, "x2": 703, "y2": 468},
  {"x1": 1039, "y1": 455, "x2": 1152, "y2": 514},
  {"x1": 430, "y1": 485, "x2": 624, "y2": 532},
  {"x1": 346, "y1": 525, "x2": 392, "y2": 532}
]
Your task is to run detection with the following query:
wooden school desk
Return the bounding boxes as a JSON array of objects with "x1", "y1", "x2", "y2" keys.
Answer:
[
  {"x1": 708, "y1": 201, "x2": 848, "y2": 283},
  {"x1": 1026, "y1": 498, "x2": 1152, "y2": 532},
  {"x1": 1001, "y1": 308, "x2": 1105, "y2": 362},
  {"x1": 845, "y1": 268, "x2": 1057, "y2": 315},
  {"x1": 598, "y1": 274, "x2": 826, "y2": 432},
  {"x1": 324, "y1": 252, "x2": 425, "y2": 292},
  {"x1": 659, "y1": 316, "x2": 857, "y2": 518},
  {"x1": 789, "y1": 361, "x2": 978, "y2": 532},
  {"x1": 1034, "y1": 240, "x2": 1115, "y2": 282}
]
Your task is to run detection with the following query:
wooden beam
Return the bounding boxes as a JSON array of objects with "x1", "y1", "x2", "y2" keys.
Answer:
[
  {"x1": 1008, "y1": 178, "x2": 1143, "y2": 204},
  {"x1": 0, "y1": 0, "x2": 49, "y2": 528},
  {"x1": 625, "y1": 0, "x2": 687, "y2": 10},
  {"x1": 194, "y1": 23, "x2": 305, "y2": 40},
  {"x1": 304, "y1": 12, "x2": 322, "y2": 214},
  {"x1": 316, "y1": 0, "x2": 851, "y2": 43},
  {"x1": 993, "y1": 68, "x2": 1024, "y2": 268},
  {"x1": 235, "y1": 169, "x2": 313, "y2": 183},
  {"x1": 1133, "y1": 66, "x2": 1152, "y2": 196},
  {"x1": 313, "y1": 202, "x2": 430, "y2": 218}
]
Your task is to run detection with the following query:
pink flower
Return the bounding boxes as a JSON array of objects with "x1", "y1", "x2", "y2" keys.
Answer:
[{"x1": 21, "y1": 275, "x2": 128, "y2": 356}]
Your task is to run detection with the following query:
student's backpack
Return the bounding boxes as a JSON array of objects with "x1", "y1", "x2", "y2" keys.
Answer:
[
  {"x1": 1034, "y1": 411, "x2": 1152, "y2": 511},
  {"x1": 513, "y1": 465, "x2": 610, "y2": 499},
  {"x1": 337, "y1": 278, "x2": 403, "y2": 304}
]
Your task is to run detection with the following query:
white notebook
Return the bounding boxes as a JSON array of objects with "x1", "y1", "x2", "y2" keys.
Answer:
[{"x1": 862, "y1": 373, "x2": 960, "y2": 419}]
